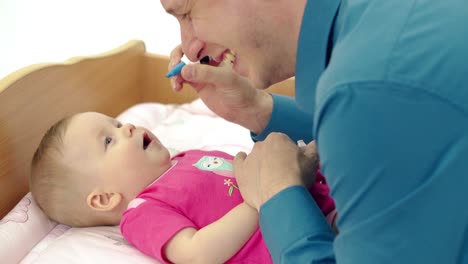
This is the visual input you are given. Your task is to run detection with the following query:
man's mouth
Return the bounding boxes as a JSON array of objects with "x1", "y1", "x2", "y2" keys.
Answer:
[
  {"x1": 206, "y1": 50, "x2": 236, "y2": 67},
  {"x1": 220, "y1": 50, "x2": 236, "y2": 67},
  {"x1": 142, "y1": 132, "x2": 153, "y2": 150}
]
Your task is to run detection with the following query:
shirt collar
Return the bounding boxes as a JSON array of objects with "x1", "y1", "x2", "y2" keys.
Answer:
[{"x1": 295, "y1": 0, "x2": 341, "y2": 106}]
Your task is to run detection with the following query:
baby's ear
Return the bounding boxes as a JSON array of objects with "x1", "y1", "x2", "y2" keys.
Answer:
[{"x1": 87, "y1": 191, "x2": 122, "y2": 212}]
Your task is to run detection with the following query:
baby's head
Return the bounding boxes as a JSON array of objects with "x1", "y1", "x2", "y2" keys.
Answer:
[{"x1": 30, "y1": 112, "x2": 172, "y2": 227}]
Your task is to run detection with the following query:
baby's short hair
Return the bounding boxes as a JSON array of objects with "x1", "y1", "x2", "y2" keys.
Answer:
[{"x1": 30, "y1": 115, "x2": 92, "y2": 227}]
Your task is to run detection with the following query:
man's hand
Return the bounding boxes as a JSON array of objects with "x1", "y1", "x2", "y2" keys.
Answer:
[
  {"x1": 167, "y1": 45, "x2": 273, "y2": 134},
  {"x1": 233, "y1": 133, "x2": 319, "y2": 210},
  {"x1": 298, "y1": 141, "x2": 320, "y2": 188}
]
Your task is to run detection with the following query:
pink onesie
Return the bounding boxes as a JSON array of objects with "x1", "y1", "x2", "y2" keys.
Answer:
[{"x1": 120, "y1": 150, "x2": 335, "y2": 263}]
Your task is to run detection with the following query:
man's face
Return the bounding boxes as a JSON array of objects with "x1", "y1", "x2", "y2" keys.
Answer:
[
  {"x1": 62, "y1": 112, "x2": 172, "y2": 201},
  {"x1": 160, "y1": 0, "x2": 294, "y2": 89}
]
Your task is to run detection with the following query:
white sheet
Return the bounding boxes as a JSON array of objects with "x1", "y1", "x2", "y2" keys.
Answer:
[{"x1": 0, "y1": 99, "x2": 254, "y2": 264}]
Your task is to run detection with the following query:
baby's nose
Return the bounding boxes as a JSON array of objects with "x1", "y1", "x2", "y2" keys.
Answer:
[{"x1": 122, "y1": 123, "x2": 136, "y2": 137}]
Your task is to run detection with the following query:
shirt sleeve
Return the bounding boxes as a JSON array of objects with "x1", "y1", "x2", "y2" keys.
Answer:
[
  {"x1": 260, "y1": 186, "x2": 335, "y2": 263},
  {"x1": 260, "y1": 81, "x2": 468, "y2": 263},
  {"x1": 251, "y1": 93, "x2": 314, "y2": 142},
  {"x1": 120, "y1": 200, "x2": 196, "y2": 263}
]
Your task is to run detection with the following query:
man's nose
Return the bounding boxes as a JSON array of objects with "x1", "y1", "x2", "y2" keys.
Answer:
[
  {"x1": 181, "y1": 28, "x2": 205, "y2": 62},
  {"x1": 183, "y1": 39, "x2": 205, "y2": 62},
  {"x1": 122, "y1": 123, "x2": 136, "y2": 137}
]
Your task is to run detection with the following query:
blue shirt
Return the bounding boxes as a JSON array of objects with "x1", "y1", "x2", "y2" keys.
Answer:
[{"x1": 255, "y1": 0, "x2": 468, "y2": 263}]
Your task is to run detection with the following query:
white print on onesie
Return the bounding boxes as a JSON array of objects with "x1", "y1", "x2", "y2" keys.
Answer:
[
  {"x1": 193, "y1": 156, "x2": 239, "y2": 196},
  {"x1": 192, "y1": 156, "x2": 234, "y2": 177}
]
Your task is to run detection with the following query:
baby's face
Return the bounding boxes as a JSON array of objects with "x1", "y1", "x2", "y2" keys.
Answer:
[{"x1": 62, "y1": 112, "x2": 172, "y2": 201}]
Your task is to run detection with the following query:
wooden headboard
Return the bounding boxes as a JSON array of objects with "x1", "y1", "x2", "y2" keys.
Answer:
[{"x1": 0, "y1": 40, "x2": 294, "y2": 219}]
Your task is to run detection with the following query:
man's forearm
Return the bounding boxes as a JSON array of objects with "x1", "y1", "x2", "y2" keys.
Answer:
[{"x1": 235, "y1": 90, "x2": 273, "y2": 135}]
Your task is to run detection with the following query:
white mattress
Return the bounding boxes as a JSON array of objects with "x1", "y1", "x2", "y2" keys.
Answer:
[{"x1": 0, "y1": 99, "x2": 254, "y2": 264}]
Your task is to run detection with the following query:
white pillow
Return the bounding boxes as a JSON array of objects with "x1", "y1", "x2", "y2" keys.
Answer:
[
  {"x1": 0, "y1": 195, "x2": 157, "y2": 264},
  {"x1": 25, "y1": 226, "x2": 159, "y2": 264},
  {"x1": 0, "y1": 193, "x2": 57, "y2": 263}
]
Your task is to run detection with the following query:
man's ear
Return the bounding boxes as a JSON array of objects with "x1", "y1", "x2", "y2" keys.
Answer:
[{"x1": 86, "y1": 190, "x2": 123, "y2": 212}]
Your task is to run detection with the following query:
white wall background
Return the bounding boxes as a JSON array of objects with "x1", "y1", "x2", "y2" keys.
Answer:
[{"x1": 0, "y1": 0, "x2": 181, "y2": 79}]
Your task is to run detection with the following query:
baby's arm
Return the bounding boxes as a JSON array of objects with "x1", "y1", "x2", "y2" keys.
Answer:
[{"x1": 163, "y1": 202, "x2": 258, "y2": 264}]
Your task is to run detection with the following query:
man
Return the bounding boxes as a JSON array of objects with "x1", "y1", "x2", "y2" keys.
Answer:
[{"x1": 160, "y1": 0, "x2": 468, "y2": 262}]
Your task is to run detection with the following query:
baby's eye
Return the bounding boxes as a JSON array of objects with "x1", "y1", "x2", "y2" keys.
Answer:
[{"x1": 105, "y1": 137, "x2": 113, "y2": 146}]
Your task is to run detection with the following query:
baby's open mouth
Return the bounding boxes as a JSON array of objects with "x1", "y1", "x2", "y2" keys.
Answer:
[{"x1": 143, "y1": 133, "x2": 152, "y2": 150}]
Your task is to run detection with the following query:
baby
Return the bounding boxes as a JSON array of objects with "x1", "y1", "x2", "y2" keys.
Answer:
[{"x1": 30, "y1": 111, "x2": 336, "y2": 263}]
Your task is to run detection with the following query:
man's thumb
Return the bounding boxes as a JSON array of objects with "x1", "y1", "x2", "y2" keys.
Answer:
[
  {"x1": 182, "y1": 63, "x2": 240, "y2": 85},
  {"x1": 234, "y1": 151, "x2": 247, "y2": 164}
]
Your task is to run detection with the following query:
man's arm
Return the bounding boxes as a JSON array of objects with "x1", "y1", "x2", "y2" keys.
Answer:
[
  {"x1": 252, "y1": 94, "x2": 314, "y2": 143},
  {"x1": 163, "y1": 203, "x2": 258, "y2": 264},
  {"x1": 260, "y1": 186, "x2": 335, "y2": 263},
  {"x1": 260, "y1": 82, "x2": 468, "y2": 263}
]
